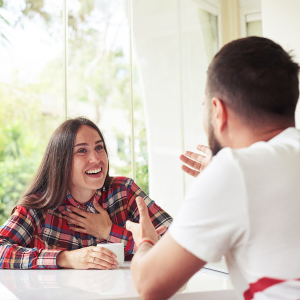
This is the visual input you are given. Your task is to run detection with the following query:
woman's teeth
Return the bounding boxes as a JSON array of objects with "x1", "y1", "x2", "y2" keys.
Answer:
[{"x1": 85, "y1": 167, "x2": 102, "y2": 174}]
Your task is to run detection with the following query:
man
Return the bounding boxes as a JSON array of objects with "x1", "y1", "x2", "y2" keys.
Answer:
[{"x1": 126, "y1": 36, "x2": 300, "y2": 300}]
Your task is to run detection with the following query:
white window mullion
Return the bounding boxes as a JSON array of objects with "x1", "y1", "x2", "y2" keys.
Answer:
[
  {"x1": 63, "y1": 0, "x2": 68, "y2": 120},
  {"x1": 128, "y1": 0, "x2": 136, "y2": 181}
]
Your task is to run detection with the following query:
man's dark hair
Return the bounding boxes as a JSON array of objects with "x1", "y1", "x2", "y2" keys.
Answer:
[{"x1": 206, "y1": 36, "x2": 300, "y2": 125}]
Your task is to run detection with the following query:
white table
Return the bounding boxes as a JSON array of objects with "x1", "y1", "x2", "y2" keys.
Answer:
[{"x1": 0, "y1": 262, "x2": 236, "y2": 300}]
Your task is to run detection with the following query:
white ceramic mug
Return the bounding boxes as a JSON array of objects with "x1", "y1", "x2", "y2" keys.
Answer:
[{"x1": 97, "y1": 243, "x2": 125, "y2": 267}]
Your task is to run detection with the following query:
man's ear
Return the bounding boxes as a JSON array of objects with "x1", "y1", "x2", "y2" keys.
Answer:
[{"x1": 211, "y1": 97, "x2": 227, "y2": 133}]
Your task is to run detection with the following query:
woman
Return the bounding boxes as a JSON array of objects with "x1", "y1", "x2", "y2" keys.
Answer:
[{"x1": 0, "y1": 117, "x2": 172, "y2": 269}]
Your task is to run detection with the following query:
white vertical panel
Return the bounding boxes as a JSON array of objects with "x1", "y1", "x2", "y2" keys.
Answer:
[
  {"x1": 261, "y1": 0, "x2": 300, "y2": 127},
  {"x1": 132, "y1": 0, "x2": 183, "y2": 217},
  {"x1": 128, "y1": 0, "x2": 136, "y2": 181},
  {"x1": 132, "y1": 0, "x2": 221, "y2": 216},
  {"x1": 180, "y1": 0, "x2": 220, "y2": 191},
  {"x1": 178, "y1": 0, "x2": 186, "y2": 198},
  {"x1": 63, "y1": 0, "x2": 68, "y2": 120}
]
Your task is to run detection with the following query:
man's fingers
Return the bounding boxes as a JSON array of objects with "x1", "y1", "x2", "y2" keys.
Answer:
[
  {"x1": 156, "y1": 225, "x2": 167, "y2": 236},
  {"x1": 181, "y1": 165, "x2": 200, "y2": 177},
  {"x1": 196, "y1": 145, "x2": 212, "y2": 156},
  {"x1": 179, "y1": 154, "x2": 189, "y2": 164},
  {"x1": 179, "y1": 155, "x2": 201, "y2": 170},
  {"x1": 184, "y1": 151, "x2": 207, "y2": 163},
  {"x1": 136, "y1": 196, "x2": 150, "y2": 223},
  {"x1": 125, "y1": 220, "x2": 134, "y2": 231},
  {"x1": 125, "y1": 221, "x2": 132, "y2": 231},
  {"x1": 126, "y1": 220, "x2": 140, "y2": 233}
]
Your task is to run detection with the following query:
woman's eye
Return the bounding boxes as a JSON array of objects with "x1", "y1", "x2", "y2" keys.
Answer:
[
  {"x1": 77, "y1": 148, "x2": 87, "y2": 154},
  {"x1": 96, "y1": 145, "x2": 103, "y2": 151}
]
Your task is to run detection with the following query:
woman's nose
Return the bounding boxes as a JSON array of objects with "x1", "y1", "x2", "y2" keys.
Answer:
[{"x1": 89, "y1": 151, "x2": 100, "y2": 163}]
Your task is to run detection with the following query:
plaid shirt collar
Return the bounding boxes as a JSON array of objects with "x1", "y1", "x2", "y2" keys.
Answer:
[{"x1": 63, "y1": 189, "x2": 103, "y2": 212}]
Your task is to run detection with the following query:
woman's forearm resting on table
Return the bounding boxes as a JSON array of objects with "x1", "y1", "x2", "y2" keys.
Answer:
[
  {"x1": 0, "y1": 242, "x2": 60, "y2": 269},
  {"x1": 0, "y1": 207, "x2": 61, "y2": 269}
]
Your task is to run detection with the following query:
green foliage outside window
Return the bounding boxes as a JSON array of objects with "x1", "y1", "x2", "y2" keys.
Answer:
[{"x1": 0, "y1": 84, "x2": 61, "y2": 225}]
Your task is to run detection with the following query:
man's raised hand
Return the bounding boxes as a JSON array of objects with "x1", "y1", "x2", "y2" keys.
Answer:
[
  {"x1": 179, "y1": 145, "x2": 212, "y2": 177},
  {"x1": 126, "y1": 197, "x2": 166, "y2": 247}
]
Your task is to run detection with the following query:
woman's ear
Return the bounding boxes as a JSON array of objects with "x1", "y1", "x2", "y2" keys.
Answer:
[{"x1": 211, "y1": 97, "x2": 228, "y2": 134}]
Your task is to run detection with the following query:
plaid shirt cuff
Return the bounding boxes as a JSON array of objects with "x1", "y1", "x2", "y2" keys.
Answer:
[
  {"x1": 37, "y1": 250, "x2": 62, "y2": 269},
  {"x1": 107, "y1": 224, "x2": 130, "y2": 243}
]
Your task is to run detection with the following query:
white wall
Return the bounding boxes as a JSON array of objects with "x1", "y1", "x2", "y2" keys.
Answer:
[{"x1": 261, "y1": 0, "x2": 300, "y2": 127}]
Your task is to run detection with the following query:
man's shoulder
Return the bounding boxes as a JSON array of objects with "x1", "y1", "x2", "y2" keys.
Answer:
[
  {"x1": 205, "y1": 147, "x2": 239, "y2": 175},
  {"x1": 194, "y1": 130, "x2": 300, "y2": 189},
  {"x1": 231, "y1": 127, "x2": 300, "y2": 169}
]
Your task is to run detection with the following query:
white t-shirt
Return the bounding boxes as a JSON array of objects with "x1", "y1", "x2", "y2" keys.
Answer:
[{"x1": 170, "y1": 127, "x2": 300, "y2": 300}]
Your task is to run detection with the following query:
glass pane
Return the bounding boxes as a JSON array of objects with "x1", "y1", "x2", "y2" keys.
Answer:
[
  {"x1": 198, "y1": 8, "x2": 219, "y2": 62},
  {"x1": 132, "y1": 59, "x2": 149, "y2": 194},
  {"x1": 246, "y1": 20, "x2": 263, "y2": 37},
  {"x1": 132, "y1": 0, "x2": 183, "y2": 217},
  {"x1": 180, "y1": 0, "x2": 227, "y2": 273},
  {"x1": 67, "y1": 0, "x2": 133, "y2": 179},
  {"x1": 180, "y1": 0, "x2": 219, "y2": 190},
  {"x1": 0, "y1": 0, "x2": 64, "y2": 224}
]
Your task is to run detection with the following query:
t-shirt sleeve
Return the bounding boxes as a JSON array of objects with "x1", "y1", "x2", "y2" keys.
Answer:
[{"x1": 169, "y1": 148, "x2": 249, "y2": 263}]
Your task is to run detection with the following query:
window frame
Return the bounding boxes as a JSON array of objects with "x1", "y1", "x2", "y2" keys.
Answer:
[
  {"x1": 191, "y1": 0, "x2": 222, "y2": 50},
  {"x1": 239, "y1": 0, "x2": 262, "y2": 37}
]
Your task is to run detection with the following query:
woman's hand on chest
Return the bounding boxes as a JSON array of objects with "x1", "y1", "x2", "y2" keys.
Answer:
[{"x1": 61, "y1": 200, "x2": 112, "y2": 240}]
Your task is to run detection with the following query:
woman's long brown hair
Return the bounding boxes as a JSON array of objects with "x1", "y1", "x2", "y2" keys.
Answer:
[{"x1": 12, "y1": 117, "x2": 110, "y2": 214}]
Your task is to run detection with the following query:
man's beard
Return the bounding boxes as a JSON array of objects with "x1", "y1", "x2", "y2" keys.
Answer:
[{"x1": 208, "y1": 121, "x2": 222, "y2": 156}]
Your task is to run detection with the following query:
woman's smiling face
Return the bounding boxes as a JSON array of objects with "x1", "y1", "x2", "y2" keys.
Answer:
[{"x1": 69, "y1": 125, "x2": 108, "y2": 202}]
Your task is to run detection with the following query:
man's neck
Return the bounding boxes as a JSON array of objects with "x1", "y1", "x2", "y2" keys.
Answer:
[{"x1": 229, "y1": 125, "x2": 294, "y2": 149}]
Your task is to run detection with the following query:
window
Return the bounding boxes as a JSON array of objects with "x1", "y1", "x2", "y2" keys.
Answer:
[
  {"x1": 240, "y1": 0, "x2": 262, "y2": 38},
  {"x1": 246, "y1": 13, "x2": 262, "y2": 37},
  {"x1": 132, "y1": 0, "x2": 220, "y2": 217},
  {"x1": 0, "y1": 0, "x2": 219, "y2": 231}
]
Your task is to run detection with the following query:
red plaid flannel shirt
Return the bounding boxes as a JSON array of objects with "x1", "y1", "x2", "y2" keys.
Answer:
[{"x1": 0, "y1": 177, "x2": 172, "y2": 269}]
